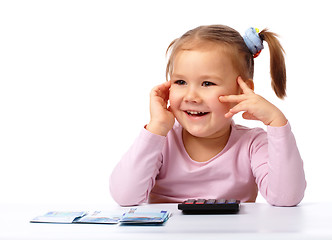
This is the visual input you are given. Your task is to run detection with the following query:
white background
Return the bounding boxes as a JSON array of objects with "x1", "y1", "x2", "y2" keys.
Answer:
[{"x1": 0, "y1": 0, "x2": 331, "y2": 205}]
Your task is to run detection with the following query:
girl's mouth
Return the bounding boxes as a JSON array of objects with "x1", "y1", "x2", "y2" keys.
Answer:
[{"x1": 185, "y1": 111, "x2": 209, "y2": 117}]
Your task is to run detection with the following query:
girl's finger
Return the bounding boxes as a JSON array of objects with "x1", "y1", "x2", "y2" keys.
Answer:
[
  {"x1": 237, "y1": 77, "x2": 254, "y2": 94},
  {"x1": 162, "y1": 80, "x2": 171, "y2": 89},
  {"x1": 154, "y1": 81, "x2": 171, "y2": 98},
  {"x1": 224, "y1": 102, "x2": 244, "y2": 118},
  {"x1": 219, "y1": 94, "x2": 247, "y2": 103},
  {"x1": 242, "y1": 112, "x2": 259, "y2": 121},
  {"x1": 228, "y1": 101, "x2": 250, "y2": 116}
]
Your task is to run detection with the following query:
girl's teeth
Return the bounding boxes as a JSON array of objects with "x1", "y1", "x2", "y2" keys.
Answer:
[{"x1": 186, "y1": 111, "x2": 207, "y2": 116}]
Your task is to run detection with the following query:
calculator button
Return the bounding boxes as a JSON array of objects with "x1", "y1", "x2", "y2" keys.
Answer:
[
  {"x1": 184, "y1": 199, "x2": 195, "y2": 204},
  {"x1": 206, "y1": 199, "x2": 216, "y2": 204},
  {"x1": 195, "y1": 199, "x2": 206, "y2": 204},
  {"x1": 227, "y1": 199, "x2": 238, "y2": 204},
  {"x1": 216, "y1": 199, "x2": 226, "y2": 204}
]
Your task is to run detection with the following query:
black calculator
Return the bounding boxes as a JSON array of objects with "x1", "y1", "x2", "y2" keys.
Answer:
[{"x1": 178, "y1": 199, "x2": 240, "y2": 214}]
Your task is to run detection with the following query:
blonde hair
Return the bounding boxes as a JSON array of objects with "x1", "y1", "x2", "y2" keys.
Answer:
[{"x1": 166, "y1": 25, "x2": 287, "y2": 99}]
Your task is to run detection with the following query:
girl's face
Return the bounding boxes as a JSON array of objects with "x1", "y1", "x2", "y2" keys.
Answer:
[{"x1": 169, "y1": 47, "x2": 240, "y2": 139}]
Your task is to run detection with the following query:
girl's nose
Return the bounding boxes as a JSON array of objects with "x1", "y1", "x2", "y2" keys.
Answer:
[{"x1": 184, "y1": 87, "x2": 201, "y2": 103}]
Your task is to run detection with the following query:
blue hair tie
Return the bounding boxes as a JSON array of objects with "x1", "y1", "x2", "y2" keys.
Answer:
[{"x1": 243, "y1": 27, "x2": 264, "y2": 58}]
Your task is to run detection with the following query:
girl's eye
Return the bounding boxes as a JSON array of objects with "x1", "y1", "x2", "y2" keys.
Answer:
[
  {"x1": 174, "y1": 80, "x2": 186, "y2": 85},
  {"x1": 202, "y1": 81, "x2": 216, "y2": 87}
]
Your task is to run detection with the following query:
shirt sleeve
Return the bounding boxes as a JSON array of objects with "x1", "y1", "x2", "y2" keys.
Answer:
[
  {"x1": 250, "y1": 121, "x2": 306, "y2": 206},
  {"x1": 109, "y1": 127, "x2": 165, "y2": 206}
]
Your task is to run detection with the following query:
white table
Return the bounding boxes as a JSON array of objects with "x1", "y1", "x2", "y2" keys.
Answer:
[{"x1": 0, "y1": 202, "x2": 331, "y2": 240}]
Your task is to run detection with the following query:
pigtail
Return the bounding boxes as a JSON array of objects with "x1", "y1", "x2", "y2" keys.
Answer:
[{"x1": 259, "y1": 29, "x2": 287, "y2": 99}]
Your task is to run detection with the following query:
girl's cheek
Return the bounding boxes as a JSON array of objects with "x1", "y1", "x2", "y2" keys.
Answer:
[
  {"x1": 210, "y1": 90, "x2": 236, "y2": 113},
  {"x1": 168, "y1": 88, "x2": 178, "y2": 108},
  {"x1": 206, "y1": 95, "x2": 230, "y2": 113},
  {"x1": 219, "y1": 101, "x2": 233, "y2": 113},
  {"x1": 215, "y1": 87, "x2": 239, "y2": 110}
]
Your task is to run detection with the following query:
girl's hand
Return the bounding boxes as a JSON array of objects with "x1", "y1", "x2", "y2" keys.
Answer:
[
  {"x1": 146, "y1": 81, "x2": 175, "y2": 136},
  {"x1": 219, "y1": 77, "x2": 288, "y2": 127}
]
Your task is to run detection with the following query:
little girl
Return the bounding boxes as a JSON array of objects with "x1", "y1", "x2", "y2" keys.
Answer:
[{"x1": 110, "y1": 25, "x2": 306, "y2": 207}]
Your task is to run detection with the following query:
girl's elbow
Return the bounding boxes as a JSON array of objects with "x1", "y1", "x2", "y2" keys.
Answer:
[
  {"x1": 109, "y1": 181, "x2": 146, "y2": 206},
  {"x1": 113, "y1": 195, "x2": 142, "y2": 207},
  {"x1": 268, "y1": 196, "x2": 303, "y2": 207},
  {"x1": 265, "y1": 179, "x2": 307, "y2": 207},
  {"x1": 267, "y1": 189, "x2": 305, "y2": 207},
  {"x1": 110, "y1": 189, "x2": 143, "y2": 206}
]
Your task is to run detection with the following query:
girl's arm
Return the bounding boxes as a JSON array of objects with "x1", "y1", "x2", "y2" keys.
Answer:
[
  {"x1": 220, "y1": 77, "x2": 306, "y2": 206},
  {"x1": 250, "y1": 123, "x2": 306, "y2": 206},
  {"x1": 109, "y1": 128, "x2": 165, "y2": 206},
  {"x1": 110, "y1": 81, "x2": 174, "y2": 206}
]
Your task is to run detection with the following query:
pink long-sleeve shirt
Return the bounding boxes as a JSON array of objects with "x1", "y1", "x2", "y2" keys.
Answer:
[{"x1": 110, "y1": 121, "x2": 306, "y2": 207}]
